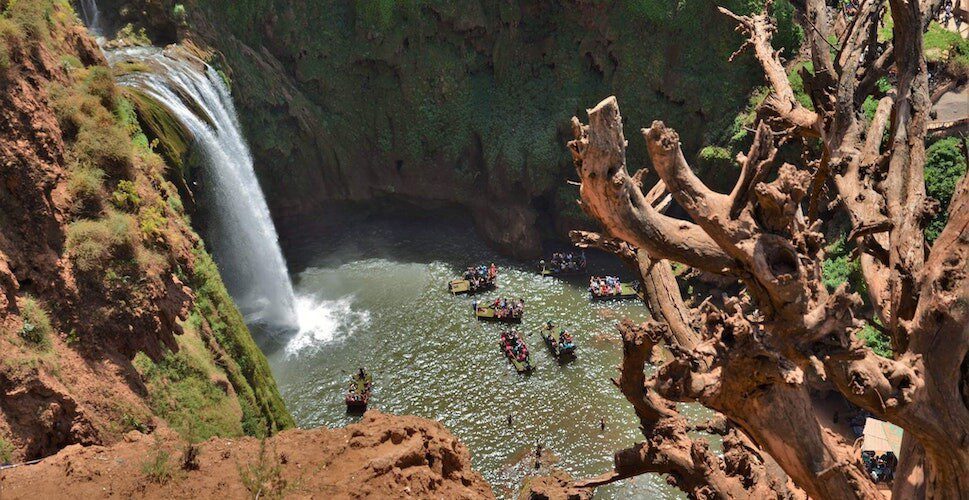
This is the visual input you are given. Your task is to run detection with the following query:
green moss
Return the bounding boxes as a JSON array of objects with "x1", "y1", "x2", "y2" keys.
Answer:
[
  {"x1": 187, "y1": 244, "x2": 294, "y2": 435},
  {"x1": 924, "y1": 137, "x2": 968, "y2": 243},
  {"x1": 124, "y1": 88, "x2": 193, "y2": 174},
  {"x1": 133, "y1": 348, "x2": 243, "y2": 442}
]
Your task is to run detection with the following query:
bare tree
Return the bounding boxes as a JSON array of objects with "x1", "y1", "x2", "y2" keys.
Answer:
[{"x1": 561, "y1": 0, "x2": 969, "y2": 498}]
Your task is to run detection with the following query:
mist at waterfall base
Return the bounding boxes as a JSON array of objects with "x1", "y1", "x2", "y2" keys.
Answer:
[{"x1": 106, "y1": 47, "x2": 332, "y2": 335}]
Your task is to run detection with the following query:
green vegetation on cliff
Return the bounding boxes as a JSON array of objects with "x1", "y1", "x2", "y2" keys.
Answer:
[{"x1": 0, "y1": 0, "x2": 292, "y2": 455}]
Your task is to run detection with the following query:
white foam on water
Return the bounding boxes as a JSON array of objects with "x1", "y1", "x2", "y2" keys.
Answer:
[{"x1": 286, "y1": 295, "x2": 371, "y2": 356}]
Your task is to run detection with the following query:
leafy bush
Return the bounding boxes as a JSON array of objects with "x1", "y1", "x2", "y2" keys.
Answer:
[
  {"x1": 65, "y1": 212, "x2": 136, "y2": 272},
  {"x1": 173, "y1": 4, "x2": 187, "y2": 24},
  {"x1": 924, "y1": 137, "x2": 967, "y2": 242},
  {"x1": 115, "y1": 23, "x2": 151, "y2": 46},
  {"x1": 111, "y1": 180, "x2": 141, "y2": 211},
  {"x1": 18, "y1": 295, "x2": 52, "y2": 347},
  {"x1": 822, "y1": 235, "x2": 865, "y2": 295},
  {"x1": 139, "y1": 204, "x2": 168, "y2": 240},
  {"x1": 858, "y1": 322, "x2": 892, "y2": 358}
]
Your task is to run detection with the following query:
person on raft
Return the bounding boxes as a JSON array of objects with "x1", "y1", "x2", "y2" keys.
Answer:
[
  {"x1": 491, "y1": 298, "x2": 524, "y2": 319},
  {"x1": 589, "y1": 276, "x2": 622, "y2": 295},
  {"x1": 463, "y1": 264, "x2": 497, "y2": 291},
  {"x1": 548, "y1": 251, "x2": 586, "y2": 272}
]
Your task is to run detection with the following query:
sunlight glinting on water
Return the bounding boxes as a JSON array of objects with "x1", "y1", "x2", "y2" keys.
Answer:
[{"x1": 260, "y1": 215, "x2": 709, "y2": 499}]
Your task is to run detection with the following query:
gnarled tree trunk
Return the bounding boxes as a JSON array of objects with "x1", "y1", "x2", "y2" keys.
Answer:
[{"x1": 559, "y1": 0, "x2": 969, "y2": 497}]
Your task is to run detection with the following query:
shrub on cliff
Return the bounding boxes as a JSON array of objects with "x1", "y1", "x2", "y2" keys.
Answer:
[
  {"x1": 17, "y1": 295, "x2": 52, "y2": 348},
  {"x1": 66, "y1": 212, "x2": 137, "y2": 272}
]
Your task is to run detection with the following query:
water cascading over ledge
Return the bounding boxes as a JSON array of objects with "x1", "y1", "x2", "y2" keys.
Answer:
[{"x1": 106, "y1": 46, "x2": 300, "y2": 328}]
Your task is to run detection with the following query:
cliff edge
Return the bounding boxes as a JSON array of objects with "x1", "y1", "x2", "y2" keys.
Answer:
[{"x1": 0, "y1": 411, "x2": 494, "y2": 499}]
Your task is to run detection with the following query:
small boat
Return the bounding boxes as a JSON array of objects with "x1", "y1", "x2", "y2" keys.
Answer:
[
  {"x1": 500, "y1": 330, "x2": 534, "y2": 373},
  {"x1": 589, "y1": 279, "x2": 639, "y2": 301},
  {"x1": 539, "y1": 264, "x2": 586, "y2": 277},
  {"x1": 345, "y1": 370, "x2": 373, "y2": 413},
  {"x1": 540, "y1": 322, "x2": 576, "y2": 360},
  {"x1": 538, "y1": 254, "x2": 587, "y2": 277},
  {"x1": 474, "y1": 298, "x2": 524, "y2": 323},
  {"x1": 449, "y1": 264, "x2": 498, "y2": 295}
]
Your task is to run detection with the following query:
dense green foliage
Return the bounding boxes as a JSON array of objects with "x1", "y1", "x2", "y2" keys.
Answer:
[
  {"x1": 858, "y1": 322, "x2": 892, "y2": 358},
  {"x1": 188, "y1": 0, "x2": 798, "y2": 216},
  {"x1": 924, "y1": 137, "x2": 968, "y2": 242}
]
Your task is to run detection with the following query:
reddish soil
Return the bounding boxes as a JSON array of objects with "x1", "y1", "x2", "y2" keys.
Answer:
[{"x1": 0, "y1": 411, "x2": 494, "y2": 499}]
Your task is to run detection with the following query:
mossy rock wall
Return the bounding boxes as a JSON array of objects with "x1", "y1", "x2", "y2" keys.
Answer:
[{"x1": 168, "y1": 0, "x2": 792, "y2": 254}]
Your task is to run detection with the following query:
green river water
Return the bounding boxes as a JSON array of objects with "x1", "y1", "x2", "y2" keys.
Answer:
[{"x1": 258, "y1": 210, "x2": 708, "y2": 498}]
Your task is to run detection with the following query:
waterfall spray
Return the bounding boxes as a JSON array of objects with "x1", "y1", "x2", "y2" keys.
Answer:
[{"x1": 110, "y1": 48, "x2": 300, "y2": 328}]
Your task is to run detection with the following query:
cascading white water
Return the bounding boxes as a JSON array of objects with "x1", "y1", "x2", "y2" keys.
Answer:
[
  {"x1": 109, "y1": 47, "x2": 300, "y2": 328},
  {"x1": 76, "y1": 0, "x2": 103, "y2": 36}
]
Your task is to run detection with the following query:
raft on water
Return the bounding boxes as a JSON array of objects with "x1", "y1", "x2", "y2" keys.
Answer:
[
  {"x1": 539, "y1": 264, "x2": 585, "y2": 277},
  {"x1": 449, "y1": 264, "x2": 498, "y2": 294},
  {"x1": 345, "y1": 370, "x2": 373, "y2": 413},
  {"x1": 589, "y1": 282, "x2": 639, "y2": 301},
  {"x1": 540, "y1": 322, "x2": 576, "y2": 360},
  {"x1": 474, "y1": 306, "x2": 523, "y2": 323},
  {"x1": 500, "y1": 330, "x2": 533, "y2": 373},
  {"x1": 448, "y1": 278, "x2": 495, "y2": 295}
]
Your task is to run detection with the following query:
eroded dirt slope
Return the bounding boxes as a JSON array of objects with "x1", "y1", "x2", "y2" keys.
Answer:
[{"x1": 0, "y1": 411, "x2": 494, "y2": 499}]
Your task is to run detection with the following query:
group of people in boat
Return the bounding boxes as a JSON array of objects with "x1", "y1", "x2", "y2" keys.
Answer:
[
  {"x1": 545, "y1": 321, "x2": 575, "y2": 352},
  {"x1": 541, "y1": 251, "x2": 586, "y2": 273},
  {"x1": 464, "y1": 263, "x2": 498, "y2": 290},
  {"x1": 489, "y1": 297, "x2": 524, "y2": 319},
  {"x1": 501, "y1": 330, "x2": 529, "y2": 362},
  {"x1": 346, "y1": 368, "x2": 373, "y2": 404},
  {"x1": 589, "y1": 275, "x2": 622, "y2": 296}
]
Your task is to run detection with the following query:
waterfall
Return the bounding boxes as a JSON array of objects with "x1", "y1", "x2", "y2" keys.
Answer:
[
  {"x1": 109, "y1": 48, "x2": 299, "y2": 329},
  {"x1": 76, "y1": 0, "x2": 103, "y2": 36}
]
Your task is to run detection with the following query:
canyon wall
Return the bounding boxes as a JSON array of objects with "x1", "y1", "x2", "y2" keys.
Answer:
[
  {"x1": 101, "y1": 0, "x2": 798, "y2": 256},
  {"x1": 0, "y1": 0, "x2": 291, "y2": 462}
]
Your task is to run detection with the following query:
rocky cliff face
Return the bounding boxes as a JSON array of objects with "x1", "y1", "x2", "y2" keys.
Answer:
[
  {"x1": 96, "y1": 0, "x2": 795, "y2": 257},
  {"x1": 0, "y1": 411, "x2": 495, "y2": 498},
  {"x1": 0, "y1": 0, "x2": 290, "y2": 463}
]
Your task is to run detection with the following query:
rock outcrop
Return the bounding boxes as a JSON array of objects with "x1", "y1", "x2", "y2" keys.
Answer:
[{"x1": 0, "y1": 411, "x2": 494, "y2": 499}]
